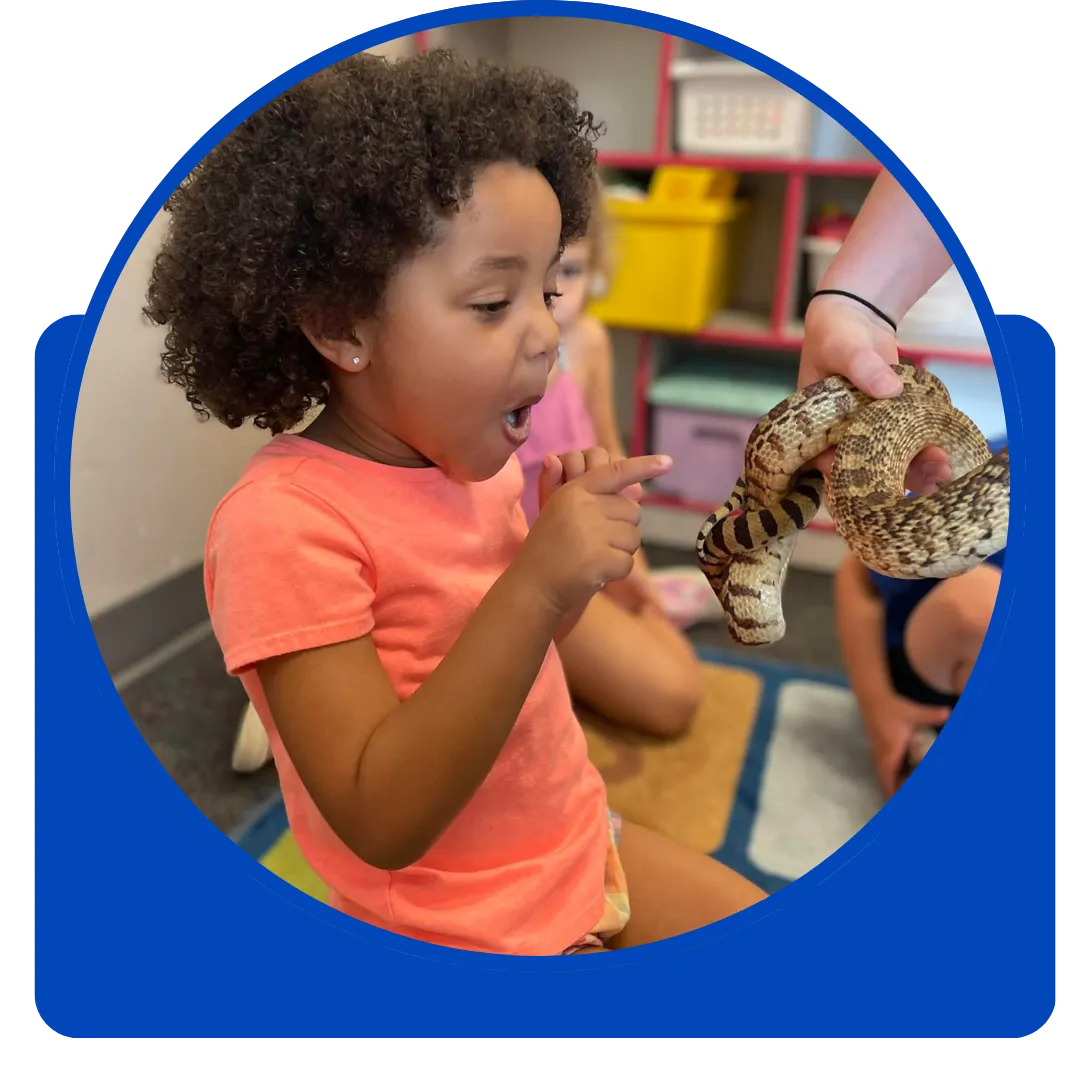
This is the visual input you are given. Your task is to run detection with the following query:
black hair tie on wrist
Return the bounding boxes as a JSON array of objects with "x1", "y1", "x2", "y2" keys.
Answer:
[{"x1": 810, "y1": 289, "x2": 898, "y2": 334}]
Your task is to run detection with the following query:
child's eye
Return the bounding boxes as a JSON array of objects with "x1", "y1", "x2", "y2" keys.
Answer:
[
  {"x1": 473, "y1": 300, "x2": 510, "y2": 317},
  {"x1": 544, "y1": 291, "x2": 563, "y2": 310}
]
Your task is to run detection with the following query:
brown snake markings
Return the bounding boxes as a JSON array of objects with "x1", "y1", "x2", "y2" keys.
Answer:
[{"x1": 696, "y1": 361, "x2": 1010, "y2": 646}]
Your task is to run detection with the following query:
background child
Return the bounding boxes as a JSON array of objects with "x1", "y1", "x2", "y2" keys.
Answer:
[
  {"x1": 148, "y1": 49, "x2": 766, "y2": 955},
  {"x1": 515, "y1": 189, "x2": 703, "y2": 740},
  {"x1": 834, "y1": 435, "x2": 1006, "y2": 795}
]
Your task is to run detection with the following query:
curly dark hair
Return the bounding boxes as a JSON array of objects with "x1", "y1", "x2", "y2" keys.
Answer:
[{"x1": 143, "y1": 48, "x2": 604, "y2": 434}]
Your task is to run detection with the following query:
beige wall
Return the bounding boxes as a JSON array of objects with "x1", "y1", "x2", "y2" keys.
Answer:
[
  {"x1": 71, "y1": 210, "x2": 270, "y2": 618},
  {"x1": 70, "y1": 33, "x2": 424, "y2": 620}
]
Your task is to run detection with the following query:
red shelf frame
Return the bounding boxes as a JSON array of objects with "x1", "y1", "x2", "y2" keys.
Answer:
[{"x1": 598, "y1": 151, "x2": 882, "y2": 179}]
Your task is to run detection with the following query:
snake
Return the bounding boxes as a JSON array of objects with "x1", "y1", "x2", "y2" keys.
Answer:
[{"x1": 696, "y1": 359, "x2": 1010, "y2": 646}]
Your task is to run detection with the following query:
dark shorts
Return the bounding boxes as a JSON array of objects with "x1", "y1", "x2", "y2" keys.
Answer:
[{"x1": 887, "y1": 642, "x2": 959, "y2": 710}]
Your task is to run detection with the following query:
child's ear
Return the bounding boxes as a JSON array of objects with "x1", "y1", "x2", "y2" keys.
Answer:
[{"x1": 300, "y1": 321, "x2": 373, "y2": 374}]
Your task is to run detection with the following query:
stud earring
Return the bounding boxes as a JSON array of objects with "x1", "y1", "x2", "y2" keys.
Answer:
[{"x1": 351, "y1": 357, "x2": 362, "y2": 365}]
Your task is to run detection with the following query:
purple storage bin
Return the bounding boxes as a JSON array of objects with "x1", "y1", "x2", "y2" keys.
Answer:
[{"x1": 651, "y1": 407, "x2": 757, "y2": 505}]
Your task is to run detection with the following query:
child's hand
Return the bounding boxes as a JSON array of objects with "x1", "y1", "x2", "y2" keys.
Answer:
[
  {"x1": 605, "y1": 549, "x2": 664, "y2": 617},
  {"x1": 518, "y1": 449, "x2": 672, "y2": 618},
  {"x1": 864, "y1": 694, "x2": 951, "y2": 797},
  {"x1": 544, "y1": 464, "x2": 664, "y2": 620},
  {"x1": 536, "y1": 447, "x2": 646, "y2": 512}
]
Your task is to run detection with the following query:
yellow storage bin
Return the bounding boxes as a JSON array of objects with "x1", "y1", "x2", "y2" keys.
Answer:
[{"x1": 589, "y1": 166, "x2": 748, "y2": 334}]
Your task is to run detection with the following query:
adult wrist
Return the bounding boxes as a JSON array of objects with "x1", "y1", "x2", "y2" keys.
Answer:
[
  {"x1": 807, "y1": 289, "x2": 898, "y2": 334},
  {"x1": 812, "y1": 170, "x2": 954, "y2": 326}
]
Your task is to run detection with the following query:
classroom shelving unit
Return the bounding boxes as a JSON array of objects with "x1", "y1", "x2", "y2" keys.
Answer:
[{"x1": 376, "y1": 19, "x2": 995, "y2": 571}]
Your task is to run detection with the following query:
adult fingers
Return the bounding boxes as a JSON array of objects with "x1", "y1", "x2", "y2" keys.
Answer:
[
  {"x1": 844, "y1": 347, "x2": 904, "y2": 398},
  {"x1": 904, "y1": 446, "x2": 953, "y2": 494}
]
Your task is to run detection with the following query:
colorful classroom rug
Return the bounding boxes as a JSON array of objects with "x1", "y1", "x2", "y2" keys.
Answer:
[{"x1": 232, "y1": 648, "x2": 885, "y2": 901}]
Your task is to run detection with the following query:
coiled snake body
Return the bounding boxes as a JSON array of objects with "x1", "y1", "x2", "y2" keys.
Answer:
[{"x1": 696, "y1": 361, "x2": 1010, "y2": 646}]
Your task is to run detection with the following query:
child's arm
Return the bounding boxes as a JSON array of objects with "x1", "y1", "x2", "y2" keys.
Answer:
[
  {"x1": 575, "y1": 315, "x2": 627, "y2": 461},
  {"x1": 258, "y1": 570, "x2": 560, "y2": 870},
  {"x1": 536, "y1": 450, "x2": 595, "y2": 643},
  {"x1": 834, "y1": 553, "x2": 950, "y2": 794},
  {"x1": 834, "y1": 553, "x2": 896, "y2": 717},
  {"x1": 257, "y1": 453, "x2": 671, "y2": 872}
]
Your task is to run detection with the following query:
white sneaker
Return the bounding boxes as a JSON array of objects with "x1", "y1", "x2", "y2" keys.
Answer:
[{"x1": 232, "y1": 701, "x2": 273, "y2": 773}]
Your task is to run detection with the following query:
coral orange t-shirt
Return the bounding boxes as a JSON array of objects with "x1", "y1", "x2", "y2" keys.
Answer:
[{"x1": 203, "y1": 435, "x2": 610, "y2": 955}]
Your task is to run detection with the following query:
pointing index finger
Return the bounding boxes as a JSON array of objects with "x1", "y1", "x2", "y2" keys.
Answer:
[{"x1": 578, "y1": 455, "x2": 673, "y2": 494}]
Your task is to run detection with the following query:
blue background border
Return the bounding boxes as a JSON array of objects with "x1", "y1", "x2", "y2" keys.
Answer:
[{"x1": 36, "y1": 1, "x2": 1053, "y2": 1036}]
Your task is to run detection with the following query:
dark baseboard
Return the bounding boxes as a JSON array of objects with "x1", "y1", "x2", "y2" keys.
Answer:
[{"x1": 90, "y1": 563, "x2": 208, "y2": 677}]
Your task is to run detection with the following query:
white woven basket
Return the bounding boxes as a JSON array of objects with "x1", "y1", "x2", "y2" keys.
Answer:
[{"x1": 670, "y1": 58, "x2": 815, "y2": 157}]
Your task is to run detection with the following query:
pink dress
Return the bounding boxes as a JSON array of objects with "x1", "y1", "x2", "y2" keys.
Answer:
[{"x1": 516, "y1": 347, "x2": 599, "y2": 527}]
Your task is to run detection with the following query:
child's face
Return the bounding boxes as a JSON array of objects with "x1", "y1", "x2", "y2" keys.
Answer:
[
  {"x1": 552, "y1": 239, "x2": 592, "y2": 332},
  {"x1": 352, "y1": 162, "x2": 563, "y2": 482}
]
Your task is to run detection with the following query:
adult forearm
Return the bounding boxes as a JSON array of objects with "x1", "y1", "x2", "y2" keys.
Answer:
[{"x1": 817, "y1": 171, "x2": 954, "y2": 324}]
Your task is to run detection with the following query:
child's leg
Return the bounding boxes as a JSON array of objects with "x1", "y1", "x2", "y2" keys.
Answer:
[
  {"x1": 605, "y1": 820, "x2": 767, "y2": 949},
  {"x1": 903, "y1": 564, "x2": 1001, "y2": 697},
  {"x1": 557, "y1": 592, "x2": 703, "y2": 738}
]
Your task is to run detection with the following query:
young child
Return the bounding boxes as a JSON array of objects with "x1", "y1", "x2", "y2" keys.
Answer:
[
  {"x1": 514, "y1": 193, "x2": 703, "y2": 740},
  {"x1": 146, "y1": 49, "x2": 766, "y2": 956},
  {"x1": 227, "y1": 199, "x2": 702, "y2": 773},
  {"x1": 834, "y1": 434, "x2": 1006, "y2": 796}
]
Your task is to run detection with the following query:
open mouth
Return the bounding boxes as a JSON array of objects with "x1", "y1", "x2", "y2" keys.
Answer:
[
  {"x1": 501, "y1": 394, "x2": 542, "y2": 447},
  {"x1": 502, "y1": 404, "x2": 532, "y2": 445}
]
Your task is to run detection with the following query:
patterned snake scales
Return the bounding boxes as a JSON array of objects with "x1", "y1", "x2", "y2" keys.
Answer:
[{"x1": 696, "y1": 360, "x2": 1010, "y2": 646}]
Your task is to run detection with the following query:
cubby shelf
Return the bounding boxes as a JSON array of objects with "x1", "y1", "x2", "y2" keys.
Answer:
[{"x1": 593, "y1": 31, "x2": 992, "y2": 533}]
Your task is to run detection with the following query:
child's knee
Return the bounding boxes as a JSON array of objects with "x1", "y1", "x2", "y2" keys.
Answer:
[
  {"x1": 945, "y1": 566, "x2": 1000, "y2": 644},
  {"x1": 649, "y1": 662, "x2": 702, "y2": 738}
]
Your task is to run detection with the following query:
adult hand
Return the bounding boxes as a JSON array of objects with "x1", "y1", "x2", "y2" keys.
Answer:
[{"x1": 800, "y1": 295, "x2": 952, "y2": 495}]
